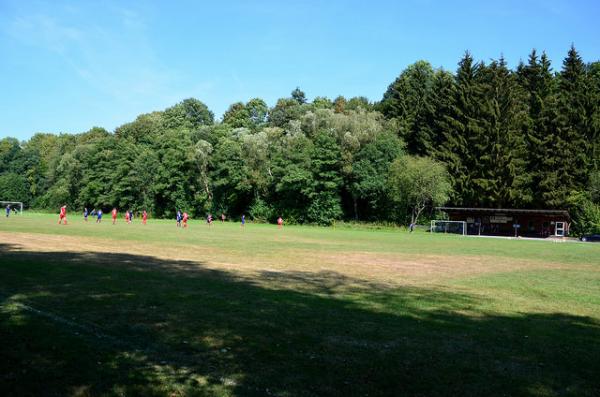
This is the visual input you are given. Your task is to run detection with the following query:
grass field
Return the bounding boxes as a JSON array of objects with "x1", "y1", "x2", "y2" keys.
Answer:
[{"x1": 1, "y1": 213, "x2": 600, "y2": 397}]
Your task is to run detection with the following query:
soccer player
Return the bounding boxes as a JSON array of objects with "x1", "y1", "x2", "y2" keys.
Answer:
[
  {"x1": 142, "y1": 210, "x2": 148, "y2": 225},
  {"x1": 221, "y1": 213, "x2": 226, "y2": 223},
  {"x1": 183, "y1": 211, "x2": 189, "y2": 228},
  {"x1": 207, "y1": 213, "x2": 213, "y2": 227},
  {"x1": 5, "y1": 204, "x2": 10, "y2": 218},
  {"x1": 176, "y1": 210, "x2": 182, "y2": 227},
  {"x1": 58, "y1": 205, "x2": 67, "y2": 225},
  {"x1": 277, "y1": 216, "x2": 283, "y2": 229},
  {"x1": 241, "y1": 214, "x2": 245, "y2": 228},
  {"x1": 96, "y1": 209, "x2": 103, "y2": 223},
  {"x1": 125, "y1": 210, "x2": 130, "y2": 224},
  {"x1": 112, "y1": 208, "x2": 118, "y2": 225},
  {"x1": 84, "y1": 207, "x2": 89, "y2": 222}
]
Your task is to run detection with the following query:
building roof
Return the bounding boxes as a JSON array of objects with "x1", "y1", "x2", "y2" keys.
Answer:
[{"x1": 436, "y1": 207, "x2": 570, "y2": 217}]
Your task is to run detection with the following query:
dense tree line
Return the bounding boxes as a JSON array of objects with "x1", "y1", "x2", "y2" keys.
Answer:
[
  {"x1": 1, "y1": 47, "x2": 599, "y2": 232},
  {"x1": 379, "y1": 46, "x2": 599, "y2": 233}
]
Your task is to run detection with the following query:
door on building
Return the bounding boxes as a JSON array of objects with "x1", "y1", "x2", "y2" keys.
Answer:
[{"x1": 555, "y1": 222, "x2": 565, "y2": 237}]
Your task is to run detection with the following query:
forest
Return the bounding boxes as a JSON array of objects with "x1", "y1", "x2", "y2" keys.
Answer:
[{"x1": 1, "y1": 46, "x2": 599, "y2": 233}]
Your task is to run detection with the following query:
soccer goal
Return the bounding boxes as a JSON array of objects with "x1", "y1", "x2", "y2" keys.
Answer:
[
  {"x1": 1, "y1": 201, "x2": 24, "y2": 215},
  {"x1": 430, "y1": 220, "x2": 467, "y2": 235}
]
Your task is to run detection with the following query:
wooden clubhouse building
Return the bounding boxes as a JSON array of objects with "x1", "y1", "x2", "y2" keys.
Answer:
[{"x1": 437, "y1": 207, "x2": 571, "y2": 238}]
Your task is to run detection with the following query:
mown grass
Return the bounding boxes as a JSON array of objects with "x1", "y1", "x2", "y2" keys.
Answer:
[
  {"x1": 2, "y1": 213, "x2": 599, "y2": 265},
  {"x1": 1, "y1": 213, "x2": 599, "y2": 396}
]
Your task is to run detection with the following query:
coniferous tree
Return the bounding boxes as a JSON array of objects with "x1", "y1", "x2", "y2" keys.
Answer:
[
  {"x1": 437, "y1": 52, "x2": 486, "y2": 206},
  {"x1": 586, "y1": 62, "x2": 600, "y2": 171},
  {"x1": 291, "y1": 87, "x2": 307, "y2": 104},
  {"x1": 307, "y1": 131, "x2": 343, "y2": 224},
  {"x1": 517, "y1": 50, "x2": 558, "y2": 207},
  {"x1": 419, "y1": 69, "x2": 456, "y2": 157},
  {"x1": 379, "y1": 61, "x2": 435, "y2": 155},
  {"x1": 428, "y1": 70, "x2": 458, "y2": 155},
  {"x1": 546, "y1": 46, "x2": 590, "y2": 207},
  {"x1": 479, "y1": 57, "x2": 531, "y2": 206}
]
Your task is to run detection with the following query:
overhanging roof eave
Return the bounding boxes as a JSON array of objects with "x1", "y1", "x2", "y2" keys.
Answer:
[{"x1": 436, "y1": 207, "x2": 570, "y2": 217}]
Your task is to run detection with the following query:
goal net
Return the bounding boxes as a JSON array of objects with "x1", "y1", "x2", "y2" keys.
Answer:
[
  {"x1": 1, "y1": 201, "x2": 24, "y2": 215},
  {"x1": 430, "y1": 220, "x2": 466, "y2": 235}
]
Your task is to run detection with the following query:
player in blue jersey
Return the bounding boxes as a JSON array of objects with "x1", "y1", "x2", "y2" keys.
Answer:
[{"x1": 176, "y1": 210, "x2": 182, "y2": 227}]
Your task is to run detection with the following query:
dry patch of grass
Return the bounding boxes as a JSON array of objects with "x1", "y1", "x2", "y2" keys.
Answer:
[
  {"x1": 2, "y1": 228, "x2": 600, "y2": 397},
  {"x1": 1, "y1": 231, "x2": 574, "y2": 288}
]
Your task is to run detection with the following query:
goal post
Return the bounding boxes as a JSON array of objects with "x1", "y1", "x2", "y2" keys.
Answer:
[
  {"x1": 431, "y1": 220, "x2": 467, "y2": 235},
  {"x1": 1, "y1": 201, "x2": 24, "y2": 215}
]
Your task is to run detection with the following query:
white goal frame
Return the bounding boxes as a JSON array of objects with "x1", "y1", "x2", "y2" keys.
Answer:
[
  {"x1": 1, "y1": 201, "x2": 24, "y2": 215},
  {"x1": 430, "y1": 220, "x2": 467, "y2": 235}
]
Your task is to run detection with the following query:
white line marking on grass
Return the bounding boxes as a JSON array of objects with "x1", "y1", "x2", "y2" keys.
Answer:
[{"x1": 2, "y1": 297, "x2": 127, "y2": 346}]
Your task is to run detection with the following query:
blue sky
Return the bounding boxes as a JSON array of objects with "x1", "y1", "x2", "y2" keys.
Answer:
[{"x1": 1, "y1": 0, "x2": 599, "y2": 140}]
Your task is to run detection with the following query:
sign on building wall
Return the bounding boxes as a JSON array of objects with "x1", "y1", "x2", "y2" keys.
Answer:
[{"x1": 490, "y1": 215, "x2": 513, "y2": 223}]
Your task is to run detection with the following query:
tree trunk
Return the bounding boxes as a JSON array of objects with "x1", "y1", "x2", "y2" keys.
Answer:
[{"x1": 413, "y1": 203, "x2": 426, "y2": 225}]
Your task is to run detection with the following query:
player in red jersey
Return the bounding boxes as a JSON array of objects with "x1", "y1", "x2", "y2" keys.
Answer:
[
  {"x1": 277, "y1": 216, "x2": 283, "y2": 229},
  {"x1": 125, "y1": 210, "x2": 130, "y2": 224},
  {"x1": 58, "y1": 205, "x2": 67, "y2": 225},
  {"x1": 142, "y1": 210, "x2": 148, "y2": 225},
  {"x1": 111, "y1": 208, "x2": 118, "y2": 224},
  {"x1": 182, "y1": 212, "x2": 189, "y2": 228}
]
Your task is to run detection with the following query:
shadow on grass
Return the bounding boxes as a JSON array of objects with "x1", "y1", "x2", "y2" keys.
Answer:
[{"x1": 0, "y1": 242, "x2": 599, "y2": 397}]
